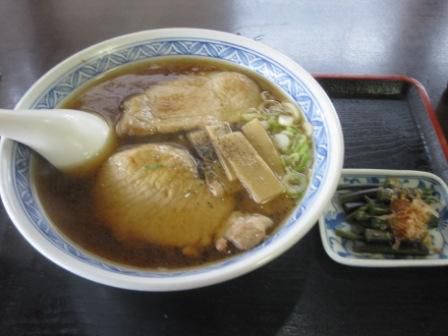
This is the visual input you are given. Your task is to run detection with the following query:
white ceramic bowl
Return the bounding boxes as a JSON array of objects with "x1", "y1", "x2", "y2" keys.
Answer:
[{"x1": 0, "y1": 28, "x2": 343, "y2": 291}]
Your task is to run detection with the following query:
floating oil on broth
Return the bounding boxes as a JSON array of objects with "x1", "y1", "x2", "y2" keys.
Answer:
[{"x1": 33, "y1": 56, "x2": 311, "y2": 270}]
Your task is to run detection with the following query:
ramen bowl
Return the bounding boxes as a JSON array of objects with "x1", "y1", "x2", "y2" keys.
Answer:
[{"x1": 0, "y1": 28, "x2": 343, "y2": 291}]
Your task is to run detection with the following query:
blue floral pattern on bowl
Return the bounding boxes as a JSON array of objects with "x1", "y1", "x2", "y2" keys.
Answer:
[
  {"x1": 11, "y1": 37, "x2": 332, "y2": 277},
  {"x1": 319, "y1": 169, "x2": 448, "y2": 267}
]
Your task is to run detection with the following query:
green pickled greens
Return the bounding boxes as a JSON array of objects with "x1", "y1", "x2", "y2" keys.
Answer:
[{"x1": 335, "y1": 178, "x2": 440, "y2": 256}]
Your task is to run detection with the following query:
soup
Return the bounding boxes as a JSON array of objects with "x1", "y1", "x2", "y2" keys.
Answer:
[{"x1": 34, "y1": 57, "x2": 313, "y2": 269}]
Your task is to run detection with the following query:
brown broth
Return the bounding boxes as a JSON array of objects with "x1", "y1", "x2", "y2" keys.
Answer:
[{"x1": 34, "y1": 57, "x2": 298, "y2": 270}]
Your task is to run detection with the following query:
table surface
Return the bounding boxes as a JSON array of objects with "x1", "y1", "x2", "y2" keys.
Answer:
[{"x1": 1, "y1": 1, "x2": 448, "y2": 335}]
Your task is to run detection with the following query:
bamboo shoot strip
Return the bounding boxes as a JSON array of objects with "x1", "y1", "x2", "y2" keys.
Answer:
[
  {"x1": 216, "y1": 132, "x2": 284, "y2": 204},
  {"x1": 242, "y1": 119, "x2": 284, "y2": 176},
  {"x1": 206, "y1": 122, "x2": 237, "y2": 181}
]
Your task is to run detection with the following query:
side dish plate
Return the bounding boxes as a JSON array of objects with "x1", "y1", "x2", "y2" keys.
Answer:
[{"x1": 319, "y1": 169, "x2": 448, "y2": 267}]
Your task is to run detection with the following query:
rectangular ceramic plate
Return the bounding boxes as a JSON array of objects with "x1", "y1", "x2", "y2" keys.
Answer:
[{"x1": 319, "y1": 169, "x2": 448, "y2": 267}]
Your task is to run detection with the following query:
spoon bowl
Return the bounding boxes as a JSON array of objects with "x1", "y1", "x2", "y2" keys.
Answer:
[{"x1": 0, "y1": 109, "x2": 115, "y2": 175}]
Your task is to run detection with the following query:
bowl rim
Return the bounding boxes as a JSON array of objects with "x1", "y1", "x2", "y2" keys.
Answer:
[
  {"x1": 0, "y1": 28, "x2": 344, "y2": 291},
  {"x1": 319, "y1": 168, "x2": 448, "y2": 267}
]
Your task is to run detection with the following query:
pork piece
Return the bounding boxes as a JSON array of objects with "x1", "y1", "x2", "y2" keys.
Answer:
[
  {"x1": 93, "y1": 144, "x2": 234, "y2": 251},
  {"x1": 216, "y1": 132, "x2": 284, "y2": 204},
  {"x1": 215, "y1": 212, "x2": 273, "y2": 251},
  {"x1": 116, "y1": 72, "x2": 261, "y2": 136}
]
